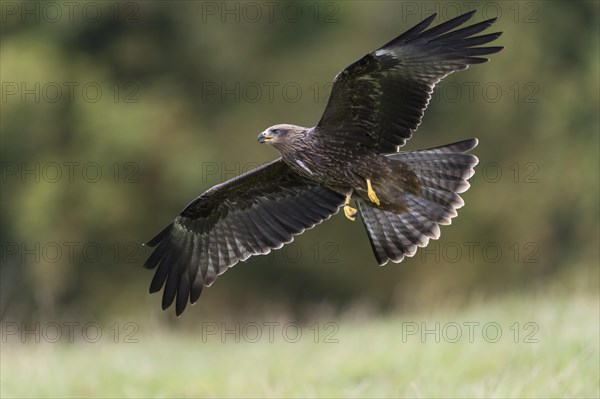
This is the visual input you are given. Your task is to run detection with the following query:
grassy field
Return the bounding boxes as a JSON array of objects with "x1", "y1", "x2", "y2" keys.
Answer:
[{"x1": 2, "y1": 279, "x2": 598, "y2": 398}]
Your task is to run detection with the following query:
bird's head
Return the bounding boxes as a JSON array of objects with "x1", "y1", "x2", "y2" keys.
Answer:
[{"x1": 257, "y1": 124, "x2": 308, "y2": 150}]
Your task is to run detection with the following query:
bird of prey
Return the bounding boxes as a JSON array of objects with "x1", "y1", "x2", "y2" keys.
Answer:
[{"x1": 144, "y1": 10, "x2": 503, "y2": 315}]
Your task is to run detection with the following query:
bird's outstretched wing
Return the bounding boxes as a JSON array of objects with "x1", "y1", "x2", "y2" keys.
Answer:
[
  {"x1": 144, "y1": 158, "x2": 345, "y2": 315},
  {"x1": 315, "y1": 11, "x2": 503, "y2": 153}
]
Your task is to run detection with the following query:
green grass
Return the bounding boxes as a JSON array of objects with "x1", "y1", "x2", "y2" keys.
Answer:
[{"x1": 2, "y1": 284, "x2": 598, "y2": 398}]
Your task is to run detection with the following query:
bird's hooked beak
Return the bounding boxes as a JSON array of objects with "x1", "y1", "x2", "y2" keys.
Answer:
[{"x1": 257, "y1": 130, "x2": 274, "y2": 144}]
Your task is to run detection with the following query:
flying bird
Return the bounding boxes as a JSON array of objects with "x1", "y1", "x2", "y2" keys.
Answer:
[{"x1": 144, "y1": 11, "x2": 503, "y2": 315}]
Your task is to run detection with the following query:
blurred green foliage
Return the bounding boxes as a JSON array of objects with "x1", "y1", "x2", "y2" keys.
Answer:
[{"x1": 1, "y1": 1, "x2": 598, "y2": 322}]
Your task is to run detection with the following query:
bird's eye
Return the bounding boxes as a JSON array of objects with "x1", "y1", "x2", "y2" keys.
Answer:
[{"x1": 271, "y1": 129, "x2": 280, "y2": 135}]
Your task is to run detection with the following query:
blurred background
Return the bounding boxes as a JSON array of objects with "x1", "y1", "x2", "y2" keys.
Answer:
[{"x1": 1, "y1": 1, "x2": 598, "y2": 397}]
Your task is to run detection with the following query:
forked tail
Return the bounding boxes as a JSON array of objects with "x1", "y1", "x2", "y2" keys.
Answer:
[{"x1": 358, "y1": 139, "x2": 479, "y2": 265}]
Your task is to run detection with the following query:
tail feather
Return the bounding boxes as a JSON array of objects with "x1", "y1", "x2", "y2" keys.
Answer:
[
  {"x1": 359, "y1": 139, "x2": 478, "y2": 265},
  {"x1": 359, "y1": 202, "x2": 421, "y2": 264},
  {"x1": 407, "y1": 194, "x2": 455, "y2": 225},
  {"x1": 419, "y1": 174, "x2": 470, "y2": 193},
  {"x1": 421, "y1": 186, "x2": 464, "y2": 210},
  {"x1": 393, "y1": 138, "x2": 478, "y2": 155}
]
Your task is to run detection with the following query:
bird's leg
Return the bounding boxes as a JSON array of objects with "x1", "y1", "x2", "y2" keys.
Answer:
[
  {"x1": 343, "y1": 193, "x2": 357, "y2": 222},
  {"x1": 366, "y1": 179, "x2": 381, "y2": 206}
]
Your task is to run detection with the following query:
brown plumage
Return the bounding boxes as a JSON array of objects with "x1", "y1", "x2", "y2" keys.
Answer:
[{"x1": 144, "y1": 11, "x2": 503, "y2": 315}]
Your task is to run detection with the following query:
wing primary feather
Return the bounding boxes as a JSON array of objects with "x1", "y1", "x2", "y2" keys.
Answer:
[
  {"x1": 437, "y1": 18, "x2": 499, "y2": 43},
  {"x1": 145, "y1": 222, "x2": 174, "y2": 247},
  {"x1": 413, "y1": 10, "x2": 477, "y2": 41},
  {"x1": 160, "y1": 246, "x2": 185, "y2": 310},
  {"x1": 176, "y1": 266, "x2": 190, "y2": 316},
  {"x1": 445, "y1": 32, "x2": 503, "y2": 48},
  {"x1": 386, "y1": 13, "x2": 437, "y2": 45},
  {"x1": 149, "y1": 248, "x2": 176, "y2": 293},
  {"x1": 186, "y1": 233, "x2": 201, "y2": 294},
  {"x1": 143, "y1": 238, "x2": 170, "y2": 270},
  {"x1": 190, "y1": 277, "x2": 203, "y2": 304}
]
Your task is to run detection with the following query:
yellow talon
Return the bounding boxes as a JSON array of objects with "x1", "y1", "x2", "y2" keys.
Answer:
[
  {"x1": 344, "y1": 205, "x2": 357, "y2": 221},
  {"x1": 366, "y1": 179, "x2": 380, "y2": 206},
  {"x1": 343, "y1": 194, "x2": 357, "y2": 222}
]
